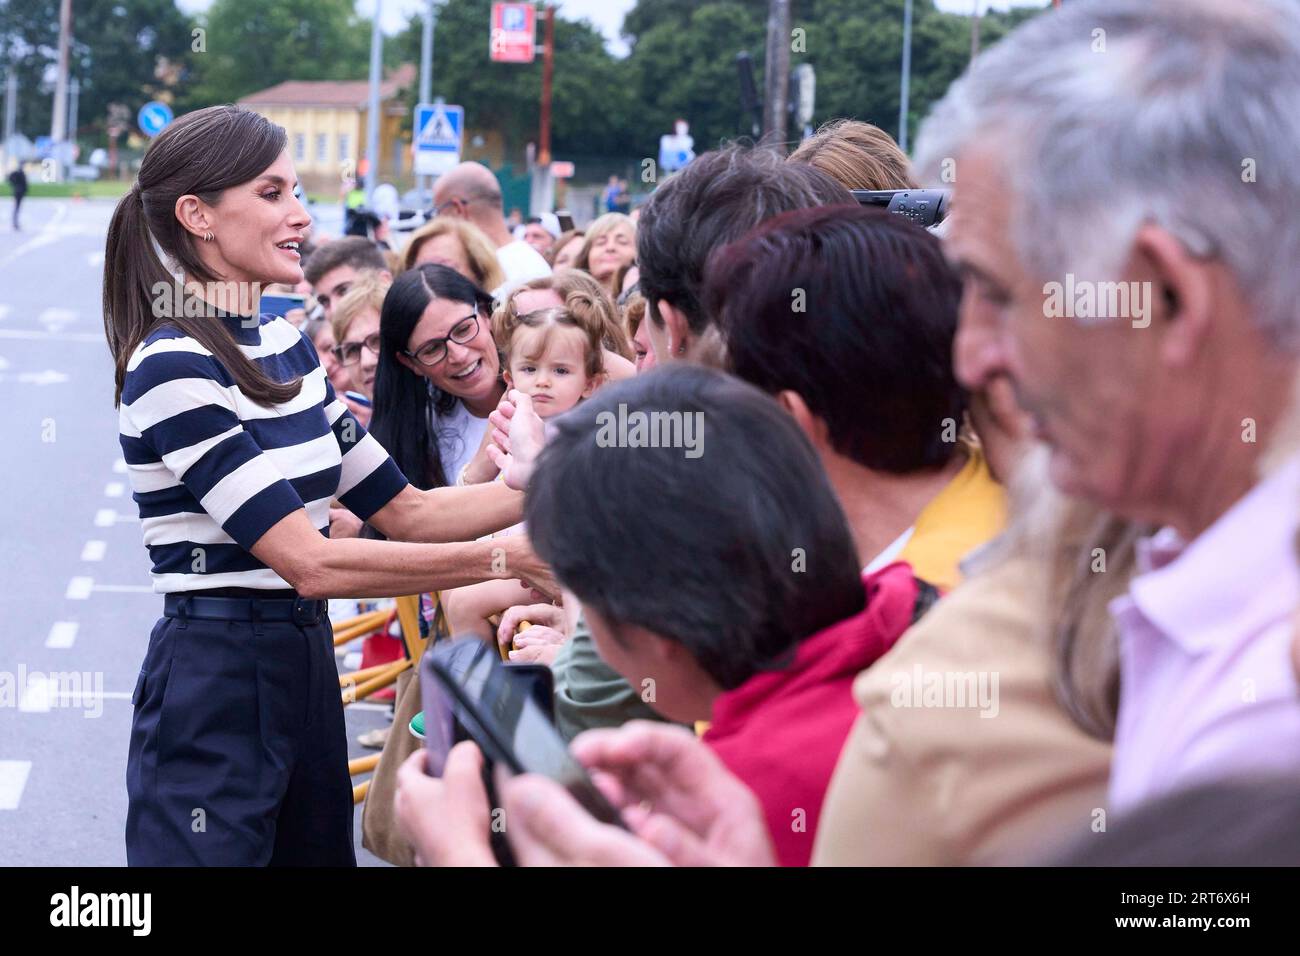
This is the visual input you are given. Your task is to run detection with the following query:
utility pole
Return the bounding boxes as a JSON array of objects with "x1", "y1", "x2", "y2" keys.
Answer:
[
  {"x1": 364, "y1": 0, "x2": 383, "y2": 201},
  {"x1": 418, "y1": 0, "x2": 439, "y2": 196},
  {"x1": 3, "y1": 72, "x2": 16, "y2": 171},
  {"x1": 971, "y1": 0, "x2": 982, "y2": 60},
  {"x1": 532, "y1": 4, "x2": 555, "y2": 217},
  {"x1": 49, "y1": 0, "x2": 73, "y2": 182},
  {"x1": 68, "y1": 77, "x2": 80, "y2": 160},
  {"x1": 899, "y1": 0, "x2": 913, "y2": 153},
  {"x1": 761, "y1": 0, "x2": 791, "y2": 151}
]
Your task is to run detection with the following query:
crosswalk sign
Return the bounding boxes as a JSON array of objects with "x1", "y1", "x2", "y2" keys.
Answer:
[{"x1": 413, "y1": 102, "x2": 464, "y2": 176}]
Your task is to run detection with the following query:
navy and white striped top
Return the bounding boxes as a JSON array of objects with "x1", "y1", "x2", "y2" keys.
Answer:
[{"x1": 118, "y1": 311, "x2": 408, "y2": 592}]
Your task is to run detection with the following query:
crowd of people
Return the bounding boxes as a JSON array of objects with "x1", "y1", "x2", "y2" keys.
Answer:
[{"x1": 104, "y1": 0, "x2": 1300, "y2": 867}]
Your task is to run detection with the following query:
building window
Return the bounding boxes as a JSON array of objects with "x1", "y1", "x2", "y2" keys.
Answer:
[
  {"x1": 293, "y1": 133, "x2": 305, "y2": 162},
  {"x1": 316, "y1": 133, "x2": 328, "y2": 164},
  {"x1": 338, "y1": 133, "x2": 350, "y2": 164}
]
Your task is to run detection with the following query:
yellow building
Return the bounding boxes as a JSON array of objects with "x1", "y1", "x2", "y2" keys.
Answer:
[{"x1": 239, "y1": 64, "x2": 417, "y2": 195}]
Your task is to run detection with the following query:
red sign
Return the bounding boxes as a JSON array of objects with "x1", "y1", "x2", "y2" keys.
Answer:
[
  {"x1": 550, "y1": 161, "x2": 575, "y2": 179},
  {"x1": 490, "y1": 3, "x2": 536, "y2": 63}
]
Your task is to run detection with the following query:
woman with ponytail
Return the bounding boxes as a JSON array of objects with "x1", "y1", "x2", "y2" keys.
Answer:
[{"x1": 105, "y1": 105, "x2": 554, "y2": 866}]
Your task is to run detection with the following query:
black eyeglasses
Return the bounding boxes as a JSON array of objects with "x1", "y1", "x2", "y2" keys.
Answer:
[
  {"x1": 331, "y1": 332, "x2": 382, "y2": 366},
  {"x1": 431, "y1": 196, "x2": 470, "y2": 217},
  {"x1": 403, "y1": 313, "x2": 480, "y2": 367}
]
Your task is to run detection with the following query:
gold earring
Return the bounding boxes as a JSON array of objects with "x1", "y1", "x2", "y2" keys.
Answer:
[{"x1": 203, "y1": 230, "x2": 214, "y2": 242}]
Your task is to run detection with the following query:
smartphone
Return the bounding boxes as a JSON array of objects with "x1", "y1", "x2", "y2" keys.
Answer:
[
  {"x1": 554, "y1": 210, "x2": 575, "y2": 233},
  {"x1": 260, "y1": 292, "x2": 307, "y2": 318},
  {"x1": 420, "y1": 638, "x2": 626, "y2": 829}
]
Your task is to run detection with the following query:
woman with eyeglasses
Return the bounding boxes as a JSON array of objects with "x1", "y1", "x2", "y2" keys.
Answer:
[
  {"x1": 328, "y1": 272, "x2": 390, "y2": 429},
  {"x1": 366, "y1": 264, "x2": 504, "y2": 494}
]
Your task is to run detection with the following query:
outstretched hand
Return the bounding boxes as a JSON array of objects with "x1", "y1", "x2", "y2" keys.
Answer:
[{"x1": 486, "y1": 390, "x2": 546, "y2": 491}]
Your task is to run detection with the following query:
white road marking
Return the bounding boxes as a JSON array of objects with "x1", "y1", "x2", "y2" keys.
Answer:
[
  {"x1": 66, "y1": 576, "x2": 94, "y2": 599},
  {"x1": 11, "y1": 370, "x2": 68, "y2": 386},
  {"x1": 46, "y1": 621, "x2": 79, "y2": 649},
  {"x1": 80, "y1": 540, "x2": 106, "y2": 561},
  {"x1": 0, "y1": 305, "x2": 9, "y2": 322},
  {"x1": 113, "y1": 458, "x2": 127, "y2": 474},
  {"x1": 0, "y1": 762, "x2": 33, "y2": 810},
  {"x1": 0, "y1": 203, "x2": 67, "y2": 268},
  {"x1": 0, "y1": 329, "x2": 102, "y2": 343},
  {"x1": 87, "y1": 251, "x2": 105, "y2": 267},
  {"x1": 37, "y1": 308, "x2": 77, "y2": 335},
  {"x1": 94, "y1": 509, "x2": 136, "y2": 526},
  {"x1": 92, "y1": 584, "x2": 153, "y2": 594},
  {"x1": 104, "y1": 482, "x2": 125, "y2": 498},
  {"x1": 19, "y1": 676, "x2": 53, "y2": 712}
]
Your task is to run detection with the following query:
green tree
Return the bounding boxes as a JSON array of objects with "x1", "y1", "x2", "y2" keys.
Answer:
[
  {"x1": 623, "y1": 0, "x2": 1047, "y2": 151},
  {"x1": 182, "y1": 0, "x2": 371, "y2": 108},
  {"x1": 392, "y1": 0, "x2": 633, "y2": 158},
  {"x1": 0, "y1": 0, "x2": 196, "y2": 150},
  {"x1": 623, "y1": 2, "x2": 769, "y2": 159}
]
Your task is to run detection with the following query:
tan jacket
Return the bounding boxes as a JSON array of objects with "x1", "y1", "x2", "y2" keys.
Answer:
[{"x1": 812, "y1": 554, "x2": 1113, "y2": 866}]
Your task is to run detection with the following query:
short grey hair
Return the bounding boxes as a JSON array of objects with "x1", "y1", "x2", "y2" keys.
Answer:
[{"x1": 914, "y1": 0, "x2": 1300, "y2": 347}]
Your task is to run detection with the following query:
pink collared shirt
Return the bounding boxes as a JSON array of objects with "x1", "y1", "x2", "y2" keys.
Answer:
[{"x1": 1108, "y1": 454, "x2": 1300, "y2": 813}]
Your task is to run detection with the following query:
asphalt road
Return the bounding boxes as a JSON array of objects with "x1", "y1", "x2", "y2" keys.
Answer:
[{"x1": 0, "y1": 197, "x2": 392, "y2": 866}]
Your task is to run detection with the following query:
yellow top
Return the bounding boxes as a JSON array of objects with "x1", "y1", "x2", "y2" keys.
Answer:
[{"x1": 896, "y1": 444, "x2": 1006, "y2": 592}]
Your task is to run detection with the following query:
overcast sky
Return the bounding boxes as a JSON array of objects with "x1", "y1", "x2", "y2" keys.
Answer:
[{"x1": 177, "y1": 0, "x2": 1054, "y2": 59}]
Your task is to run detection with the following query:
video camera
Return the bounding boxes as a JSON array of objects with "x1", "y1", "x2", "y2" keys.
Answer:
[{"x1": 852, "y1": 189, "x2": 950, "y2": 228}]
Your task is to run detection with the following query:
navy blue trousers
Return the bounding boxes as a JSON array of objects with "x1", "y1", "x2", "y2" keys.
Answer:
[{"x1": 125, "y1": 608, "x2": 355, "y2": 866}]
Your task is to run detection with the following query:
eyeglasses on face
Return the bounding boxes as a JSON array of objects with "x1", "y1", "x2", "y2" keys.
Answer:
[
  {"x1": 403, "y1": 313, "x2": 480, "y2": 367},
  {"x1": 431, "y1": 196, "x2": 470, "y2": 217},
  {"x1": 331, "y1": 332, "x2": 382, "y2": 366}
]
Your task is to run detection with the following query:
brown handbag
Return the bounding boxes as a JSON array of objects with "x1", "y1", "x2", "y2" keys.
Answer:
[{"x1": 359, "y1": 666, "x2": 423, "y2": 866}]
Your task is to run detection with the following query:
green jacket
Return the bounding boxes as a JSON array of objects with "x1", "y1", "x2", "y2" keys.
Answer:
[{"x1": 551, "y1": 613, "x2": 676, "y2": 742}]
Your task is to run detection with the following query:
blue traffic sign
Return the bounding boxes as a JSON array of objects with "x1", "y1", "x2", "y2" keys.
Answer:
[
  {"x1": 413, "y1": 102, "x2": 464, "y2": 176},
  {"x1": 137, "y1": 101, "x2": 174, "y2": 138}
]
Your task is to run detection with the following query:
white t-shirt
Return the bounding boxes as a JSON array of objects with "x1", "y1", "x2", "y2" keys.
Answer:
[
  {"x1": 432, "y1": 398, "x2": 491, "y2": 486},
  {"x1": 493, "y1": 240, "x2": 552, "y2": 299}
]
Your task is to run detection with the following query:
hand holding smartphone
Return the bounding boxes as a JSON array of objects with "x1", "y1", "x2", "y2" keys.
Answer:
[{"x1": 419, "y1": 638, "x2": 626, "y2": 830}]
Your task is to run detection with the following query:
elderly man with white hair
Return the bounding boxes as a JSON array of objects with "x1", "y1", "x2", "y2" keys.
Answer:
[
  {"x1": 917, "y1": 0, "x2": 1300, "y2": 814},
  {"x1": 394, "y1": 0, "x2": 1300, "y2": 867}
]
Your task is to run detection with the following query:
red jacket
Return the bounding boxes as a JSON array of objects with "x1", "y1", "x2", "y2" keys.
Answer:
[{"x1": 703, "y1": 563, "x2": 921, "y2": 866}]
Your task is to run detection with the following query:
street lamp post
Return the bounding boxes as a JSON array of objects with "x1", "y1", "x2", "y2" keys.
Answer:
[
  {"x1": 49, "y1": 0, "x2": 73, "y2": 182},
  {"x1": 364, "y1": 0, "x2": 384, "y2": 202},
  {"x1": 899, "y1": 0, "x2": 913, "y2": 153},
  {"x1": 418, "y1": 0, "x2": 440, "y2": 197}
]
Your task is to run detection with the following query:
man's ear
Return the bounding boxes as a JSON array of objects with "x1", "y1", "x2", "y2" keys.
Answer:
[
  {"x1": 776, "y1": 389, "x2": 831, "y2": 450},
  {"x1": 656, "y1": 300, "x2": 694, "y2": 360},
  {"x1": 174, "y1": 194, "x2": 212, "y2": 241},
  {"x1": 1130, "y1": 223, "x2": 1213, "y2": 369}
]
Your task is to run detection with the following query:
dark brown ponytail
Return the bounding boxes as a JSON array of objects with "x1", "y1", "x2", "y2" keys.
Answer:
[{"x1": 103, "y1": 105, "x2": 304, "y2": 408}]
